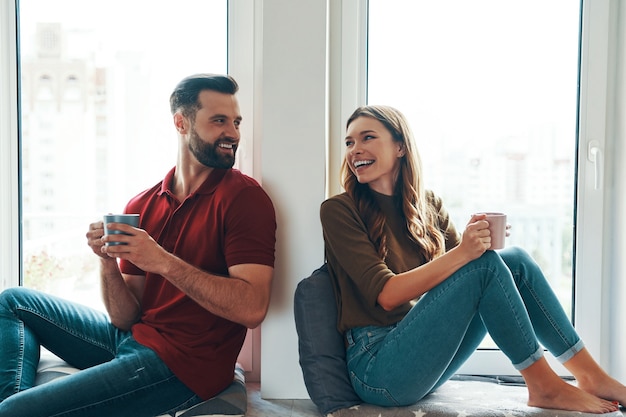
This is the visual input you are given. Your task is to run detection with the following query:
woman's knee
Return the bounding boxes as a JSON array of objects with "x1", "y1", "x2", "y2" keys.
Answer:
[
  {"x1": 498, "y1": 246, "x2": 540, "y2": 275},
  {"x1": 498, "y1": 246, "x2": 532, "y2": 265},
  {"x1": 473, "y1": 249, "x2": 508, "y2": 269},
  {"x1": 452, "y1": 250, "x2": 510, "y2": 283}
]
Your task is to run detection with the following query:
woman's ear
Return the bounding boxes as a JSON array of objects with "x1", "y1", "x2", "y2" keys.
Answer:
[{"x1": 397, "y1": 144, "x2": 406, "y2": 157}]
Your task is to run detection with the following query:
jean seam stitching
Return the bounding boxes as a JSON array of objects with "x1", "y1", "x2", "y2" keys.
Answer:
[
  {"x1": 47, "y1": 374, "x2": 181, "y2": 417},
  {"x1": 15, "y1": 320, "x2": 25, "y2": 394},
  {"x1": 493, "y1": 270, "x2": 539, "y2": 365},
  {"x1": 516, "y1": 271, "x2": 572, "y2": 355},
  {"x1": 15, "y1": 306, "x2": 116, "y2": 356},
  {"x1": 388, "y1": 263, "x2": 493, "y2": 349}
]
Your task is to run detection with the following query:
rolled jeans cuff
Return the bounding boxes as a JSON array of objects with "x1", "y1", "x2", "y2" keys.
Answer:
[
  {"x1": 513, "y1": 346, "x2": 544, "y2": 371},
  {"x1": 554, "y1": 339, "x2": 585, "y2": 364}
]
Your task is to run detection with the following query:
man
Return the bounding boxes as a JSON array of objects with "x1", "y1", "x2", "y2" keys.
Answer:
[{"x1": 0, "y1": 74, "x2": 276, "y2": 416}]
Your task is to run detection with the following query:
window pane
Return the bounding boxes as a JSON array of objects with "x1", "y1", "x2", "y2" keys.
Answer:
[
  {"x1": 368, "y1": 1, "x2": 579, "y2": 337},
  {"x1": 19, "y1": 0, "x2": 227, "y2": 309}
]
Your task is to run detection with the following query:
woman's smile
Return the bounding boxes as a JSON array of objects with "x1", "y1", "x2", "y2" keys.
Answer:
[{"x1": 345, "y1": 116, "x2": 404, "y2": 195}]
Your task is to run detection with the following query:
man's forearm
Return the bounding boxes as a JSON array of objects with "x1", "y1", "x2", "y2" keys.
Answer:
[
  {"x1": 100, "y1": 258, "x2": 141, "y2": 330},
  {"x1": 159, "y1": 254, "x2": 272, "y2": 328}
]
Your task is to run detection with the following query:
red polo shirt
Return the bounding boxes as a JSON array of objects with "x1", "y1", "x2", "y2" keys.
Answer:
[{"x1": 119, "y1": 167, "x2": 276, "y2": 399}]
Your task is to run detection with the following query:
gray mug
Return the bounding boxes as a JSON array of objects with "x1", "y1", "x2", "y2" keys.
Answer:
[{"x1": 103, "y1": 214, "x2": 140, "y2": 246}]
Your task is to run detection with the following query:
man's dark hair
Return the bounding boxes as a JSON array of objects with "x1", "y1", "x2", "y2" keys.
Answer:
[{"x1": 169, "y1": 73, "x2": 239, "y2": 118}]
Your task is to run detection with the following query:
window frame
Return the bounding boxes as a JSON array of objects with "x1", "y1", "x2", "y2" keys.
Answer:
[
  {"x1": 0, "y1": 0, "x2": 241, "y2": 290},
  {"x1": 1, "y1": 0, "x2": 262, "y2": 380},
  {"x1": 1, "y1": 0, "x2": 622, "y2": 389},
  {"x1": 330, "y1": 0, "x2": 615, "y2": 374},
  {"x1": 0, "y1": 0, "x2": 20, "y2": 290}
]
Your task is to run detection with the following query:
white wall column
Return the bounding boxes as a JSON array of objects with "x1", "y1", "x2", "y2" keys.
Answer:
[
  {"x1": 257, "y1": 0, "x2": 328, "y2": 399},
  {"x1": 606, "y1": 0, "x2": 626, "y2": 382}
]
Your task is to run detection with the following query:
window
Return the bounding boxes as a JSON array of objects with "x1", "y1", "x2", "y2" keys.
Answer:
[
  {"x1": 368, "y1": 0, "x2": 579, "y2": 322},
  {"x1": 365, "y1": 0, "x2": 596, "y2": 374},
  {"x1": 18, "y1": 0, "x2": 228, "y2": 308}
]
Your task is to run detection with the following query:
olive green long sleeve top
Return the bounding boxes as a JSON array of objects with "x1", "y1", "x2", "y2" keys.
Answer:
[{"x1": 320, "y1": 190, "x2": 460, "y2": 333}]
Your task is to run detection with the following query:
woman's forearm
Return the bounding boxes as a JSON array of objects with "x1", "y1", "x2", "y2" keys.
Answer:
[{"x1": 377, "y1": 245, "x2": 476, "y2": 311}]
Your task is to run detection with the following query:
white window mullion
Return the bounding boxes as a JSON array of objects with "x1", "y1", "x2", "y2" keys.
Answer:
[
  {"x1": 575, "y1": 0, "x2": 613, "y2": 367},
  {"x1": 228, "y1": 0, "x2": 258, "y2": 180},
  {"x1": 328, "y1": 0, "x2": 367, "y2": 199},
  {"x1": 0, "y1": 0, "x2": 20, "y2": 290}
]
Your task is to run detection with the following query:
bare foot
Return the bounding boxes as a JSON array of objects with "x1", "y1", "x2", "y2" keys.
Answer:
[
  {"x1": 528, "y1": 380, "x2": 618, "y2": 414},
  {"x1": 578, "y1": 375, "x2": 626, "y2": 407}
]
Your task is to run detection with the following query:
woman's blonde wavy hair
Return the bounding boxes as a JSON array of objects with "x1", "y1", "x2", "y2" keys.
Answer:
[{"x1": 341, "y1": 105, "x2": 445, "y2": 261}]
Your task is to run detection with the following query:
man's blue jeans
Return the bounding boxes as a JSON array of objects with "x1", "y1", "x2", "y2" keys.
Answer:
[
  {"x1": 344, "y1": 247, "x2": 584, "y2": 407},
  {"x1": 0, "y1": 287, "x2": 202, "y2": 416}
]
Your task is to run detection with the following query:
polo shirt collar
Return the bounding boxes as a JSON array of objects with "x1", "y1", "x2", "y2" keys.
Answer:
[{"x1": 158, "y1": 167, "x2": 229, "y2": 197}]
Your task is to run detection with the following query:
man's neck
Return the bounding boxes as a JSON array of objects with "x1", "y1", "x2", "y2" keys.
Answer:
[{"x1": 171, "y1": 164, "x2": 214, "y2": 202}]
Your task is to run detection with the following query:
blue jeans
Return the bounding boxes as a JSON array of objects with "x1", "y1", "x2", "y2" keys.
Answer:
[
  {"x1": 0, "y1": 287, "x2": 202, "y2": 417},
  {"x1": 344, "y1": 247, "x2": 584, "y2": 407}
]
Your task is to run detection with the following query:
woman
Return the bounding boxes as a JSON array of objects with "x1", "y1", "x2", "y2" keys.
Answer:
[{"x1": 320, "y1": 105, "x2": 626, "y2": 413}]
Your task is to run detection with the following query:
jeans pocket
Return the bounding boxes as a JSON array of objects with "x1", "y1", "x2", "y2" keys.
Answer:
[
  {"x1": 346, "y1": 325, "x2": 393, "y2": 369},
  {"x1": 349, "y1": 369, "x2": 399, "y2": 406},
  {"x1": 361, "y1": 325, "x2": 393, "y2": 351}
]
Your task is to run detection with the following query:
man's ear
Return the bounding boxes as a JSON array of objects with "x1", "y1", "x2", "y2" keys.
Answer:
[{"x1": 173, "y1": 112, "x2": 187, "y2": 134}]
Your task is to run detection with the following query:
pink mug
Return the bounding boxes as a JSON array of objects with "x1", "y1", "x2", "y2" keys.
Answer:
[{"x1": 482, "y1": 212, "x2": 506, "y2": 250}]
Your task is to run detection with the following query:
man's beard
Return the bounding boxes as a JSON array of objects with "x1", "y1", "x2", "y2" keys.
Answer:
[{"x1": 188, "y1": 128, "x2": 236, "y2": 169}]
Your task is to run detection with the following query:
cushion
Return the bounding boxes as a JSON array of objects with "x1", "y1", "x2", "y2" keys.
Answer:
[
  {"x1": 35, "y1": 352, "x2": 80, "y2": 385},
  {"x1": 323, "y1": 377, "x2": 625, "y2": 417},
  {"x1": 172, "y1": 366, "x2": 247, "y2": 417},
  {"x1": 294, "y1": 264, "x2": 362, "y2": 415}
]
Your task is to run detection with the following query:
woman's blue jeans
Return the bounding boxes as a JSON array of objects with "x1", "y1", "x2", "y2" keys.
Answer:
[
  {"x1": 344, "y1": 247, "x2": 584, "y2": 407},
  {"x1": 0, "y1": 287, "x2": 202, "y2": 417}
]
